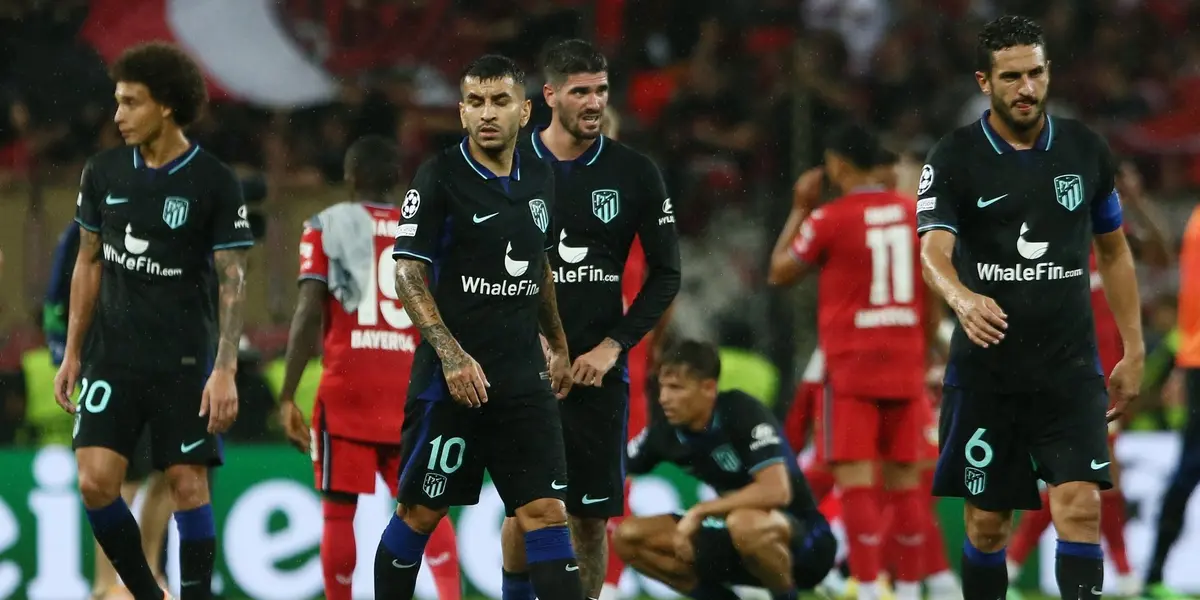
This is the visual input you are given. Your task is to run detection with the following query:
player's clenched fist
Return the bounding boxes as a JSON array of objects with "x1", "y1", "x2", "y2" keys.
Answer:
[
  {"x1": 949, "y1": 290, "x2": 1007, "y2": 348},
  {"x1": 441, "y1": 348, "x2": 490, "y2": 407}
]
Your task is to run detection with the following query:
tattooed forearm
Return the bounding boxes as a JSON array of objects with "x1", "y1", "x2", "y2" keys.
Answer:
[
  {"x1": 394, "y1": 259, "x2": 462, "y2": 361},
  {"x1": 213, "y1": 249, "x2": 248, "y2": 370},
  {"x1": 64, "y1": 229, "x2": 104, "y2": 359},
  {"x1": 538, "y1": 261, "x2": 568, "y2": 352}
]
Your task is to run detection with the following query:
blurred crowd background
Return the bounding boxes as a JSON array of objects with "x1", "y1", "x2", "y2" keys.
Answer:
[{"x1": 1, "y1": 0, "x2": 1198, "y2": 447}]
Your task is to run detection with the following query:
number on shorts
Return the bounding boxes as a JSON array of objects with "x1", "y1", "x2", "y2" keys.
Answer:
[
  {"x1": 427, "y1": 435, "x2": 466, "y2": 474},
  {"x1": 79, "y1": 378, "x2": 113, "y2": 414},
  {"x1": 965, "y1": 427, "x2": 993, "y2": 468},
  {"x1": 865, "y1": 224, "x2": 915, "y2": 305}
]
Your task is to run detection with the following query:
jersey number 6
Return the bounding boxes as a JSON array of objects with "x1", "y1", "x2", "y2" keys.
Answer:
[{"x1": 965, "y1": 427, "x2": 994, "y2": 469}]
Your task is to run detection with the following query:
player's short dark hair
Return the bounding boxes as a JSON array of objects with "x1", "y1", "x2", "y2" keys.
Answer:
[
  {"x1": 461, "y1": 54, "x2": 525, "y2": 88},
  {"x1": 976, "y1": 15, "x2": 1045, "y2": 73},
  {"x1": 660, "y1": 340, "x2": 721, "y2": 381},
  {"x1": 344, "y1": 135, "x2": 400, "y2": 195},
  {"x1": 873, "y1": 146, "x2": 899, "y2": 167},
  {"x1": 110, "y1": 42, "x2": 208, "y2": 127},
  {"x1": 824, "y1": 122, "x2": 883, "y2": 171},
  {"x1": 541, "y1": 39, "x2": 608, "y2": 86}
]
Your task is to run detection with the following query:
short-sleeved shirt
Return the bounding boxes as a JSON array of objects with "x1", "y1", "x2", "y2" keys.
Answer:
[
  {"x1": 627, "y1": 389, "x2": 819, "y2": 518},
  {"x1": 74, "y1": 145, "x2": 254, "y2": 373},
  {"x1": 299, "y1": 202, "x2": 416, "y2": 443},
  {"x1": 790, "y1": 188, "x2": 926, "y2": 399},
  {"x1": 391, "y1": 139, "x2": 557, "y2": 399},
  {"x1": 916, "y1": 112, "x2": 1123, "y2": 390}
]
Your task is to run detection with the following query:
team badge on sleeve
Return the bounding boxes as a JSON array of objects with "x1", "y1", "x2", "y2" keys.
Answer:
[
  {"x1": 529, "y1": 199, "x2": 549, "y2": 232},
  {"x1": 917, "y1": 165, "x2": 934, "y2": 195},
  {"x1": 402, "y1": 190, "x2": 421, "y2": 219}
]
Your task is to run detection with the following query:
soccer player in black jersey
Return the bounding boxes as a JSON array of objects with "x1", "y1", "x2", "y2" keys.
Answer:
[
  {"x1": 52, "y1": 43, "x2": 253, "y2": 600},
  {"x1": 916, "y1": 17, "x2": 1144, "y2": 600},
  {"x1": 612, "y1": 340, "x2": 834, "y2": 600},
  {"x1": 499, "y1": 39, "x2": 681, "y2": 600},
  {"x1": 376, "y1": 54, "x2": 584, "y2": 600}
]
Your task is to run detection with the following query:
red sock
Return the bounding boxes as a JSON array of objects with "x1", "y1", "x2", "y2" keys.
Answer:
[
  {"x1": 922, "y1": 470, "x2": 949, "y2": 576},
  {"x1": 840, "y1": 486, "x2": 883, "y2": 583},
  {"x1": 425, "y1": 517, "x2": 462, "y2": 600},
  {"x1": 605, "y1": 485, "x2": 633, "y2": 587},
  {"x1": 1008, "y1": 491, "x2": 1052, "y2": 566},
  {"x1": 321, "y1": 500, "x2": 357, "y2": 600},
  {"x1": 805, "y1": 466, "x2": 836, "y2": 504},
  {"x1": 886, "y1": 489, "x2": 927, "y2": 584},
  {"x1": 1101, "y1": 489, "x2": 1131, "y2": 574}
]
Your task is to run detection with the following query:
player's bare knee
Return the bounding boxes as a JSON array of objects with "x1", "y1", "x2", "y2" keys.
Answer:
[
  {"x1": 400, "y1": 504, "x2": 447, "y2": 534},
  {"x1": 165, "y1": 465, "x2": 210, "y2": 509},
  {"x1": 964, "y1": 505, "x2": 1012, "y2": 552},
  {"x1": 831, "y1": 461, "x2": 875, "y2": 488},
  {"x1": 881, "y1": 461, "x2": 921, "y2": 490},
  {"x1": 726, "y1": 509, "x2": 787, "y2": 555},
  {"x1": 1050, "y1": 482, "x2": 1101, "y2": 537},
  {"x1": 611, "y1": 520, "x2": 644, "y2": 561},
  {"x1": 514, "y1": 497, "x2": 569, "y2": 531},
  {"x1": 78, "y1": 470, "x2": 122, "y2": 509}
]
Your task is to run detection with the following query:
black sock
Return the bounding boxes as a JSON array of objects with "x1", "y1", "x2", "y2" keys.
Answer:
[
  {"x1": 502, "y1": 569, "x2": 536, "y2": 600},
  {"x1": 961, "y1": 540, "x2": 1008, "y2": 600},
  {"x1": 1146, "y1": 483, "x2": 1189, "y2": 584},
  {"x1": 525, "y1": 526, "x2": 584, "y2": 600},
  {"x1": 1055, "y1": 540, "x2": 1103, "y2": 600},
  {"x1": 176, "y1": 505, "x2": 216, "y2": 600},
  {"x1": 688, "y1": 582, "x2": 740, "y2": 600},
  {"x1": 86, "y1": 498, "x2": 161, "y2": 600},
  {"x1": 374, "y1": 513, "x2": 431, "y2": 599}
]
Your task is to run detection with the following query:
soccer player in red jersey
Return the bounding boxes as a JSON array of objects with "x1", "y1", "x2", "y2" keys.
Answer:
[
  {"x1": 278, "y1": 136, "x2": 461, "y2": 600},
  {"x1": 1004, "y1": 160, "x2": 1170, "y2": 598},
  {"x1": 768, "y1": 123, "x2": 938, "y2": 600}
]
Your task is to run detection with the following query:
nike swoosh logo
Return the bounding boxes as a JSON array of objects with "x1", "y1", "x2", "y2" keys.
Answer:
[
  {"x1": 105, "y1": 195, "x2": 129, "y2": 205},
  {"x1": 1091, "y1": 460, "x2": 1111, "y2": 470},
  {"x1": 565, "y1": 565, "x2": 579, "y2": 572},
  {"x1": 550, "y1": 480, "x2": 567, "y2": 490},
  {"x1": 393, "y1": 559, "x2": 419, "y2": 569},
  {"x1": 180, "y1": 440, "x2": 205, "y2": 453},
  {"x1": 581, "y1": 495, "x2": 609, "y2": 505},
  {"x1": 181, "y1": 580, "x2": 201, "y2": 587},
  {"x1": 976, "y1": 194, "x2": 1008, "y2": 208},
  {"x1": 473, "y1": 212, "x2": 499, "y2": 223}
]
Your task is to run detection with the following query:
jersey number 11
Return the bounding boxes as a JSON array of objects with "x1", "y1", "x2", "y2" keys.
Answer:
[{"x1": 865, "y1": 225, "x2": 914, "y2": 306}]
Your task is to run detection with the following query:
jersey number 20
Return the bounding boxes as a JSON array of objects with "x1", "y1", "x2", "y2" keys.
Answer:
[
  {"x1": 359, "y1": 248, "x2": 414, "y2": 330},
  {"x1": 865, "y1": 225, "x2": 914, "y2": 306}
]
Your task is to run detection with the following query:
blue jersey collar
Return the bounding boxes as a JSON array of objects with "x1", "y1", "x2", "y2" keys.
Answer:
[
  {"x1": 459, "y1": 137, "x2": 521, "y2": 180},
  {"x1": 979, "y1": 110, "x2": 1054, "y2": 154},
  {"x1": 530, "y1": 126, "x2": 604, "y2": 166}
]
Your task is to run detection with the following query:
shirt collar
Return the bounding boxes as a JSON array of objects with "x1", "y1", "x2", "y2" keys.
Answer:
[
  {"x1": 133, "y1": 143, "x2": 201, "y2": 174},
  {"x1": 529, "y1": 126, "x2": 605, "y2": 166},
  {"x1": 459, "y1": 137, "x2": 521, "y2": 180},
  {"x1": 979, "y1": 109, "x2": 1054, "y2": 154}
]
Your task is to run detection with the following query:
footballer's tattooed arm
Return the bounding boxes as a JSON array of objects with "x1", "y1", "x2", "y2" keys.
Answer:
[
  {"x1": 395, "y1": 258, "x2": 490, "y2": 405},
  {"x1": 65, "y1": 229, "x2": 104, "y2": 360},
  {"x1": 213, "y1": 249, "x2": 249, "y2": 370},
  {"x1": 537, "y1": 261, "x2": 568, "y2": 353}
]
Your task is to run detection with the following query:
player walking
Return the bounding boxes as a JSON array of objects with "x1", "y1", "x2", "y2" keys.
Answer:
[
  {"x1": 53, "y1": 42, "x2": 253, "y2": 600},
  {"x1": 917, "y1": 16, "x2": 1144, "y2": 600},
  {"x1": 278, "y1": 135, "x2": 462, "y2": 600},
  {"x1": 614, "y1": 340, "x2": 836, "y2": 600},
  {"x1": 499, "y1": 39, "x2": 681, "y2": 600},
  {"x1": 374, "y1": 54, "x2": 583, "y2": 600},
  {"x1": 768, "y1": 123, "x2": 940, "y2": 600}
]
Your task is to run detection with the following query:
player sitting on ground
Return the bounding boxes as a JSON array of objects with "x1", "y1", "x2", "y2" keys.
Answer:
[
  {"x1": 55, "y1": 42, "x2": 253, "y2": 600},
  {"x1": 614, "y1": 340, "x2": 836, "y2": 600},
  {"x1": 278, "y1": 135, "x2": 462, "y2": 600}
]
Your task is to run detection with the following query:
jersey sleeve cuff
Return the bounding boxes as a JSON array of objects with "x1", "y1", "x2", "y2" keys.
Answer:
[
  {"x1": 298, "y1": 274, "x2": 327, "y2": 284},
  {"x1": 213, "y1": 240, "x2": 255, "y2": 250},
  {"x1": 75, "y1": 218, "x2": 101, "y2": 233},
  {"x1": 748, "y1": 456, "x2": 785, "y2": 474},
  {"x1": 392, "y1": 249, "x2": 433, "y2": 264},
  {"x1": 917, "y1": 223, "x2": 958, "y2": 236}
]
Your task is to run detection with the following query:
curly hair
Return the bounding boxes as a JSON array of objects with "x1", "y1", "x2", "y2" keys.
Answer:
[
  {"x1": 110, "y1": 42, "x2": 208, "y2": 127},
  {"x1": 976, "y1": 15, "x2": 1046, "y2": 73}
]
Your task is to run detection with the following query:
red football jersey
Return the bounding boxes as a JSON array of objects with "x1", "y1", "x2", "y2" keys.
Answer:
[
  {"x1": 623, "y1": 237, "x2": 649, "y2": 440},
  {"x1": 1089, "y1": 251, "x2": 1122, "y2": 378},
  {"x1": 298, "y1": 203, "x2": 417, "y2": 444},
  {"x1": 791, "y1": 189, "x2": 926, "y2": 399}
]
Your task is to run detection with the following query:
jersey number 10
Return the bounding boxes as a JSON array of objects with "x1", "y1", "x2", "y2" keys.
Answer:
[
  {"x1": 358, "y1": 248, "x2": 414, "y2": 330},
  {"x1": 865, "y1": 225, "x2": 915, "y2": 306}
]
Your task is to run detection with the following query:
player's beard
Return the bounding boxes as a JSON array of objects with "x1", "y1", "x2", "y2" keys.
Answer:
[
  {"x1": 994, "y1": 94, "x2": 1044, "y2": 133},
  {"x1": 562, "y1": 109, "x2": 602, "y2": 141}
]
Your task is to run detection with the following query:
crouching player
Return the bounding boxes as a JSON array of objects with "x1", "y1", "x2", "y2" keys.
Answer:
[{"x1": 613, "y1": 340, "x2": 835, "y2": 600}]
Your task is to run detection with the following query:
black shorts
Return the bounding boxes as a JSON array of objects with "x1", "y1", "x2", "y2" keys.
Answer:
[
  {"x1": 125, "y1": 431, "x2": 153, "y2": 482},
  {"x1": 72, "y1": 364, "x2": 224, "y2": 471},
  {"x1": 559, "y1": 372, "x2": 629, "y2": 517},
  {"x1": 397, "y1": 387, "x2": 568, "y2": 516},
  {"x1": 676, "y1": 511, "x2": 836, "y2": 590},
  {"x1": 932, "y1": 376, "x2": 1112, "y2": 511}
]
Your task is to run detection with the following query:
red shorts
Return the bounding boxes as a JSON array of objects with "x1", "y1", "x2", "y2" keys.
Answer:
[
  {"x1": 312, "y1": 409, "x2": 401, "y2": 496},
  {"x1": 816, "y1": 391, "x2": 926, "y2": 463},
  {"x1": 918, "y1": 400, "x2": 939, "y2": 462}
]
